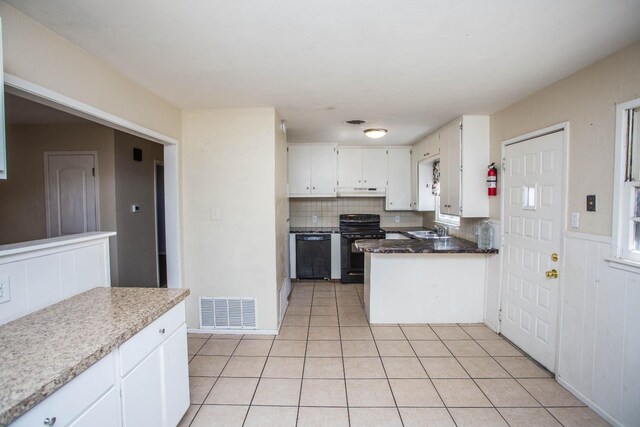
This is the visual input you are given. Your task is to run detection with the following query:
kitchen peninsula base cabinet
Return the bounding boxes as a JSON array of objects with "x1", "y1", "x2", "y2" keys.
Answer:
[
  {"x1": 364, "y1": 253, "x2": 487, "y2": 324},
  {"x1": 8, "y1": 298, "x2": 189, "y2": 427}
]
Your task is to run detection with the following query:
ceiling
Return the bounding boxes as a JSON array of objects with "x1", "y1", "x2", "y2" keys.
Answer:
[{"x1": 7, "y1": 0, "x2": 640, "y2": 145}]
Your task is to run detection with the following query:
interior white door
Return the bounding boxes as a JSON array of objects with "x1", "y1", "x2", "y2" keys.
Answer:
[
  {"x1": 501, "y1": 130, "x2": 564, "y2": 372},
  {"x1": 46, "y1": 154, "x2": 98, "y2": 237}
]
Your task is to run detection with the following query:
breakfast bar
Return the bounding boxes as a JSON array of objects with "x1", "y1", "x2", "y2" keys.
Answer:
[{"x1": 356, "y1": 236, "x2": 498, "y2": 324}]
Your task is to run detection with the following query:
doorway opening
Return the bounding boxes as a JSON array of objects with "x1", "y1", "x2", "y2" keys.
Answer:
[{"x1": 155, "y1": 161, "x2": 167, "y2": 287}]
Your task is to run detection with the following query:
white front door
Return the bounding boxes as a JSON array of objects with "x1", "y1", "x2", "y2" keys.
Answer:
[
  {"x1": 501, "y1": 130, "x2": 564, "y2": 372},
  {"x1": 46, "y1": 153, "x2": 98, "y2": 237}
]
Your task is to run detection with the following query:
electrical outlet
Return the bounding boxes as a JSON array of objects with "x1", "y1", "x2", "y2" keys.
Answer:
[
  {"x1": 312, "y1": 215, "x2": 318, "y2": 224},
  {"x1": 211, "y1": 208, "x2": 220, "y2": 220},
  {"x1": 394, "y1": 215, "x2": 400, "y2": 223},
  {"x1": 0, "y1": 276, "x2": 10, "y2": 304},
  {"x1": 586, "y1": 195, "x2": 596, "y2": 212},
  {"x1": 571, "y1": 212, "x2": 580, "y2": 228}
]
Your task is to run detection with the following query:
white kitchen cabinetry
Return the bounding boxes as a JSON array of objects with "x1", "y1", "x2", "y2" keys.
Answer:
[
  {"x1": 288, "y1": 145, "x2": 337, "y2": 197},
  {"x1": 439, "y1": 120, "x2": 462, "y2": 215},
  {"x1": 120, "y1": 303, "x2": 189, "y2": 427},
  {"x1": 10, "y1": 302, "x2": 189, "y2": 427},
  {"x1": 337, "y1": 147, "x2": 387, "y2": 188},
  {"x1": 438, "y1": 115, "x2": 490, "y2": 217},
  {"x1": 414, "y1": 137, "x2": 428, "y2": 160},
  {"x1": 11, "y1": 353, "x2": 120, "y2": 427},
  {"x1": 426, "y1": 132, "x2": 440, "y2": 158},
  {"x1": 410, "y1": 145, "x2": 419, "y2": 210},
  {"x1": 386, "y1": 147, "x2": 412, "y2": 210}
]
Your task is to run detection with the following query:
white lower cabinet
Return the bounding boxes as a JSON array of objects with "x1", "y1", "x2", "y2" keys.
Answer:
[
  {"x1": 122, "y1": 348, "x2": 164, "y2": 426},
  {"x1": 70, "y1": 388, "x2": 120, "y2": 427},
  {"x1": 11, "y1": 353, "x2": 118, "y2": 427},
  {"x1": 120, "y1": 304, "x2": 189, "y2": 427},
  {"x1": 10, "y1": 302, "x2": 188, "y2": 427}
]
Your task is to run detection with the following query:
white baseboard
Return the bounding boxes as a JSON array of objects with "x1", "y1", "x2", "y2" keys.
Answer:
[
  {"x1": 556, "y1": 377, "x2": 622, "y2": 427},
  {"x1": 188, "y1": 328, "x2": 278, "y2": 336}
]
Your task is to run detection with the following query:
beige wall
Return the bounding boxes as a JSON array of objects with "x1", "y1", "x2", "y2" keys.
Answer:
[
  {"x1": 490, "y1": 41, "x2": 640, "y2": 236},
  {"x1": 0, "y1": 2, "x2": 181, "y2": 140},
  {"x1": 274, "y1": 112, "x2": 289, "y2": 304},
  {"x1": 114, "y1": 131, "x2": 164, "y2": 286},
  {"x1": 181, "y1": 108, "x2": 281, "y2": 330},
  {"x1": 0, "y1": 123, "x2": 117, "y2": 243}
]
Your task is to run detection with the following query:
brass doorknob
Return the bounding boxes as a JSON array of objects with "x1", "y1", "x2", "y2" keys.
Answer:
[{"x1": 545, "y1": 269, "x2": 559, "y2": 279}]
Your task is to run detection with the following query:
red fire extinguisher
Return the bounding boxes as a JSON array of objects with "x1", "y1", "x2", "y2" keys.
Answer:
[{"x1": 487, "y1": 163, "x2": 498, "y2": 197}]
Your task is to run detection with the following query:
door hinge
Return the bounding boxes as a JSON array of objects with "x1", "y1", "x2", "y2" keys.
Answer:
[
  {"x1": 92, "y1": 168, "x2": 95, "y2": 177},
  {"x1": 459, "y1": 124, "x2": 463, "y2": 131},
  {"x1": 386, "y1": 150, "x2": 388, "y2": 154},
  {"x1": 498, "y1": 308, "x2": 502, "y2": 321},
  {"x1": 501, "y1": 158, "x2": 506, "y2": 171}
]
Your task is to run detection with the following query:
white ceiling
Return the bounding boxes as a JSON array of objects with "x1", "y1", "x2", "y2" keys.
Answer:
[{"x1": 7, "y1": 0, "x2": 640, "y2": 145}]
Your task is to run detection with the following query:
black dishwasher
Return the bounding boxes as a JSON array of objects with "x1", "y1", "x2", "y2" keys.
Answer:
[{"x1": 296, "y1": 234, "x2": 331, "y2": 280}]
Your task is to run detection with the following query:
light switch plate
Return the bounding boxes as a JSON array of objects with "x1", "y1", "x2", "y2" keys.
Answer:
[
  {"x1": 571, "y1": 212, "x2": 580, "y2": 228},
  {"x1": 211, "y1": 208, "x2": 221, "y2": 221},
  {"x1": 0, "y1": 276, "x2": 10, "y2": 304},
  {"x1": 394, "y1": 215, "x2": 400, "y2": 223},
  {"x1": 312, "y1": 215, "x2": 318, "y2": 224}
]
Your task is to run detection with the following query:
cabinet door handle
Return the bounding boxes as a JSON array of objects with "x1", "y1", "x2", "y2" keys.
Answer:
[
  {"x1": 312, "y1": 187, "x2": 315, "y2": 190},
  {"x1": 44, "y1": 417, "x2": 57, "y2": 426},
  {"x1": 306, "y1": 187, "x2": 309, "y2": 190},
  {"x1": 159, "y1": 328, "x2": 166, "y2": 334}
]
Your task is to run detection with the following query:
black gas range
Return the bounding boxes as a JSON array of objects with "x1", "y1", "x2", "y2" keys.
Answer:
[{"x1": 339, "y1": 214, "x2": 385, "y2": 283}]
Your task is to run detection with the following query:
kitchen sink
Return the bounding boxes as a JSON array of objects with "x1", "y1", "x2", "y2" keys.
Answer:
[{"x1": 407, "y1": 230, "x2": 451, "y2": 239}]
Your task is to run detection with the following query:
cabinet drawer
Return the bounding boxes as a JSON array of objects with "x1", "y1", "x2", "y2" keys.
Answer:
[
  {"x1": 70, "y1": 387, "x2": 120, "y2": 427},
  {"x1": 11, "y1": 353, "x2": 116, "y2": 427},
  {"x1": 119, "y1": 301, "x2": 185, "y2": 376}
]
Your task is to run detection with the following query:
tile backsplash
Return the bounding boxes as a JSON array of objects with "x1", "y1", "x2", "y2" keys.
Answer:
[{"x1": 290, "y1": 197, "x2": 424, "y2": 228}]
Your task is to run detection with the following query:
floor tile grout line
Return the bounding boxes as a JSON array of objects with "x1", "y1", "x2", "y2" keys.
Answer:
[
  {"x1": 333, "y1": 281, "x2": 352, "y2": 427},
  {"x1": 355, "y1": 284, "x2": 405, "y2": 427},
  {"x1": 239, "y1": 312, "x2": 278, "y2": 426},
  {"x1": 400, "y1": 324, "x2": 459, "y2": 427}
]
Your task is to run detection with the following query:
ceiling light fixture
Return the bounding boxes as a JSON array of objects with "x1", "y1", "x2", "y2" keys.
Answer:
[{"x1": 364, "y1": 128, "x2": 388, "y2": 139}]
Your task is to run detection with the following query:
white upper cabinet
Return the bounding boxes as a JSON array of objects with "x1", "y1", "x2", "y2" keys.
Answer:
[
  {"x1": 362, "y1": 149, "x2": 388, "y2": 188},
  {"x1": 415, "y1": 137, "x2": 428, "y2": 160},
  {"x1": 426, "y1": 132, "x2": 440, "y2": 158},
  {"x1": 386, "y1": 147, "x2": 412, "y2": 211},
  {"x1": 288, "y1": 144, "x2": 337, "y2": 197},
  {"x1": 336, "y1": 147, "x2": 363, "y2": 187},
  {"x1": 439, "y1": 115, "x2": 490, "y2": 217},
  {"x1": 0, "y1": 18, "x2": 6, "y2": 180},
  {"x1": 410, "y1": 145, "x2": 419, "y2": 209},
  {"x1": 337, "y1": 147, "x2": 387, "y2": 188},
  {"x1": 439, "y1": 120, "x2": 462, "y2": 215}
]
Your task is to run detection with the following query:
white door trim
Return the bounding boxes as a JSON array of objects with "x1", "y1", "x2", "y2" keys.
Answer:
[
  {"x1": 499, "y1": 121, "x2": 570, "y2": 373},
  {"x1": 44, "y1": 151, "x2": 100, "y2": 238},
  {"x1": 153, "y1": 160, "x2": 164, "y2": 287},
  {"x1": 5, "y1": 73, "x2": 183, "y2": 289}
]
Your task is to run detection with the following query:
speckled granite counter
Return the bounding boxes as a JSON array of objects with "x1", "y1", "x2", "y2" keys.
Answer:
[
  {"x1": 355, "y1": 236, "x2": 498, "y2": 254},
  {"x1": 290, "y1": 227, "x2": 339, "y2": 233},
  {"x1": 0, "y1": 287, "x2": 189, "y2": 426}
]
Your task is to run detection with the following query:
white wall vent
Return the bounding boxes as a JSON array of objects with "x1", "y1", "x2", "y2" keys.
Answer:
[{"x1": 199, "y1": 297, "x2": 257, "y2": 329}]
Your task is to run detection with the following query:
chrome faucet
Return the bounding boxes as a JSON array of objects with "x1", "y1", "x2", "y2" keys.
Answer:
[{"x1": 433, "y1": 224, "x2": 448, "y2": 237}]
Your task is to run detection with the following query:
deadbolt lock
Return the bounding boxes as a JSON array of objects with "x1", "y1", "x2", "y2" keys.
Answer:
[
  {"x1": 545, "y1": 269, "x2": 559, "y2": 279},
  {"x1": 551, "y1": 253, "x2": 559, "y2": 262}
]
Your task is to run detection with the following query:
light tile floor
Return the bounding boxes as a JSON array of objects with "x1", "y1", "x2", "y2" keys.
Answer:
[{"x1": 180, "y1": 280, "x2": 610, "y2": 426}]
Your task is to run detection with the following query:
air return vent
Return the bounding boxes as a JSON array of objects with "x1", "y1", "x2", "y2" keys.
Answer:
[{"x1": 199, "y1": 297, "x2": 257, "y2": 329}]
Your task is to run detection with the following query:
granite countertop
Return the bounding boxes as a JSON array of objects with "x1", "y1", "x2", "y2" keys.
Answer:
[
  {"x1": 380, "y1": 226, "x2": 427, "y2": 233},
  {"x1": 355, "y1": 235, "x2": 499, "y2": 254},
  {"x1": 290, "y1": 227, "x2": 339, "y2": 233},
  {"x1": 0, "y1": 287, "x2": 190, "y2": 426}
]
